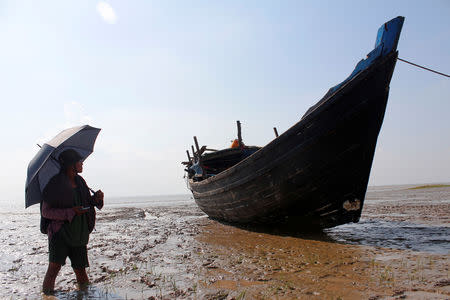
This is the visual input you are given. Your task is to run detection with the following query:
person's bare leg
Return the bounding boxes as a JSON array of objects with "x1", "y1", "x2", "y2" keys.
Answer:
[
  {"x1": 73, "y1": 268, "x2": 89, "y2": 290},
  {"x1": 42, "y1": 262, "x2": 62, "y2": 293}
]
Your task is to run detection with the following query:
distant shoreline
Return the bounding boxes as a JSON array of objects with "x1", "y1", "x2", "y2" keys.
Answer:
[{"x1": 408, "y1": 184, "x2": 450, "y2": 190}]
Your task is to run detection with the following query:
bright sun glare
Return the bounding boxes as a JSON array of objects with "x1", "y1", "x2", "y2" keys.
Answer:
[{"x1": 96, "y1": 1, "x2": 117, "y2": 24}]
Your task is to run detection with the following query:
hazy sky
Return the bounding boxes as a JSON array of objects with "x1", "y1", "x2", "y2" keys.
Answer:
[{"x1": 1, "y1": 1, "x2": 449, "y2": 204}]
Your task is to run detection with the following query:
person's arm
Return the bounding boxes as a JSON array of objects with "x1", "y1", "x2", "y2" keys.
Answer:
[
  {"x1": 78, "y1": 175, "x2": 104, "y2": 209},
  {"x1": 41, "y1": 201, "x2": 76, "y2": 222}
]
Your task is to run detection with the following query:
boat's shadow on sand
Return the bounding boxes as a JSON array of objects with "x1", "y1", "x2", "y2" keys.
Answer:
[{"x1": 216, "y1": 218, "x2": 450, "y2": 254}]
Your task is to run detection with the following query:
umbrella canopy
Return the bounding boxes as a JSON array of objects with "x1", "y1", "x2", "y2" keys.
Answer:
[{"x1": 25, "y1": 125, "x2": 101, "y2": 208}]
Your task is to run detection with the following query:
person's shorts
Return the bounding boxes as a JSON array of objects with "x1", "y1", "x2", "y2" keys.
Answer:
[{"x1": 48, "y1": 233, "x2": 89, "y2": 269}]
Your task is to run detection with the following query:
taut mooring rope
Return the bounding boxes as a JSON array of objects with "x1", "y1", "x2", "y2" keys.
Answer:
[{"x1": 398, "y1": 58, "x2": 450, "y2": 78}]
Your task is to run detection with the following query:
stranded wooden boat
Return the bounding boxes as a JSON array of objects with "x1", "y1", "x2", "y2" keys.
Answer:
[{"x1": 183, "y1": 17, "x2": 405, "y2": 228}]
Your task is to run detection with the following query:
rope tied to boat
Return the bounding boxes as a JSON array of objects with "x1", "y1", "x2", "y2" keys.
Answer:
[{"x1": 397, "y1": 58, "x2": 449, "y2": 78}]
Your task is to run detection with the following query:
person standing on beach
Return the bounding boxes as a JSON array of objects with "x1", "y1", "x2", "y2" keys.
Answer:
[{"x1": 40, "y1": 149, "x2": 104, "y2": 293}]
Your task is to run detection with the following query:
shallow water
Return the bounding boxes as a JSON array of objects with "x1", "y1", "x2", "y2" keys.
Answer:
[
  {"x1": 50, "y1": 285, "x2": 122, "y2": 299},
  {"x1": 325, "y1": 184, "x2": 450, "y2": 254},
  {"x1": 325, "y1": 219, "x2": 449, "y2": 254}
]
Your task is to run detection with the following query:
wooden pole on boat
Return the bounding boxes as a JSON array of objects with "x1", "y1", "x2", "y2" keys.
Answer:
[
  {"x1": 237, "y1": 120, "x2": 242, "y2": 147},
  {"x1": 193, "y1": 136, "x2": 201, "y2": 163},
  {"x1": 273, "y1": 127, "x2": 279, "y2": 138},
  {"x1": 186, "y1": 150, "x2": 192, "y2": 163},
  {"x1": 191, "y1": 145, "x2": 196, "y2": 163}
]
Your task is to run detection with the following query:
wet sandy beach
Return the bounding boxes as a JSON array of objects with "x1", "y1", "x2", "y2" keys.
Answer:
[{"x1": 0, "y1": 185, "x2": 449, "y2": 299}]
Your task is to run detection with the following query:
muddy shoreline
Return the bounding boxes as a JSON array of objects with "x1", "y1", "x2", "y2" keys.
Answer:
[{"x1": 1, "y1": 186, "x2": 449, "y2": 299}]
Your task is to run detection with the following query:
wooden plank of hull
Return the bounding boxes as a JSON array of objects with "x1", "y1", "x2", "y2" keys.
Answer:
[{"x1": 189, "y1": 52, "x2": 398, "y2": 228}]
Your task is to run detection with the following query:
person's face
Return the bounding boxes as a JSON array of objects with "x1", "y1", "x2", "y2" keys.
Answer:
[{"x1": 74, "y1": 161, "x2": 83, "y2": 173}]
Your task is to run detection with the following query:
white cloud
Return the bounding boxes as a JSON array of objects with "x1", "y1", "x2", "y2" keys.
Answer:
[{"x1": 96, "y1": 1, "x2": 117, "y2": 24}]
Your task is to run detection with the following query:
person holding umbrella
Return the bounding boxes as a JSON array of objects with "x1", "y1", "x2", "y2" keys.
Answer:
[
  {"x1": 41, "y1": 149, "x2": 104, "y2": 293},
  {"x1": 25, "y1": 125, "x2": 103, "y2": 293}
]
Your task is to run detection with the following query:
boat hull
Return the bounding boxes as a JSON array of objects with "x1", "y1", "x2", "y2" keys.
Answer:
[{"x1": 189, "y1": 52, "x2": 398, "y2": 228}]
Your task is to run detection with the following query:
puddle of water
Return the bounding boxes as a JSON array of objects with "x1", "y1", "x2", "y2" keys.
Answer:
[
  {"x1": 48, "y1": 285, "x2": 122, "y2": 300},
  {"x1": 325, "y1": 219, "x2": 450, "y2": 254}
]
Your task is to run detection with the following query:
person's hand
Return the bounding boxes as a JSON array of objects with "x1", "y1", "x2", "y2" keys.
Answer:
[
  {"x1": 73, "y1": 206, "x2": 88, "y2": 216},
  {"x1": 94, "y1": 190, "x2": 104, "y2": 203}
]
